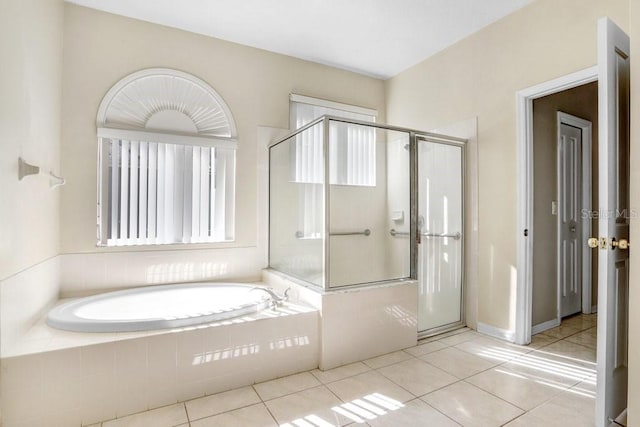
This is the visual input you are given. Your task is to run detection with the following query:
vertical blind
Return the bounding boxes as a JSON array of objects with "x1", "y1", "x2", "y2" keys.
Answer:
[
  {"x1": 290, "y1": 98, "x2": 377, "y2": 238},
  {"x1": 291, "y1": 101, "x2": 376, "y2": 186},
  {"x1": 100, "y1": 138, "x2": 232, "y2": 245}
]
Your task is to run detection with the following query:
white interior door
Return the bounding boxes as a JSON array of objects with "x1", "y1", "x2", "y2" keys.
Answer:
[
  {"x1": 558, "y1": 123, "x2": 583, "y2": 317},
  {"x1": 417, "y1": 137, "x2": 464, "y2": 333},
  {"x1": 595, "y1": 17, "x2": 630, "y2": 427}
]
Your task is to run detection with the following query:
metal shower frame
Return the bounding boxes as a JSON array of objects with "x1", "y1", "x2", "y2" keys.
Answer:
[{"x1": 267, "y1": 115, "x2": 467, "y2": 295}]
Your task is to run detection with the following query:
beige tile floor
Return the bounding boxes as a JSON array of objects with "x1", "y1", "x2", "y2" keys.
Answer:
[{"x1": 95, "y1": 313, "x2": 598, "y2": 427}]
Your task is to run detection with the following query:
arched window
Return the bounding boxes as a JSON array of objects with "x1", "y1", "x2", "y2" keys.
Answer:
[{"x1": 96, "y1": 68, "x2": 236, "y2": 246}]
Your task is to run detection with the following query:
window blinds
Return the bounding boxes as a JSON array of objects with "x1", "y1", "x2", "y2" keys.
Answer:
[
  {"x1": 291, "y1": 100, "x2": 377, "y2": 186},
  {"x1": 100, "y1": 138, "x2": 231, "y2": 245}
]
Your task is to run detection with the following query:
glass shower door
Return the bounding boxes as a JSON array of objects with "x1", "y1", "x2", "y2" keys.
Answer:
[{"x1": 417, "y1": 137, "x2": 464, "y2": 334}]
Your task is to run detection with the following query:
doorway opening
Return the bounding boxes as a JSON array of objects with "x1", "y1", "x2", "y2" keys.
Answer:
[
  {"x1": 515, "y1": 66, "x2": 598, "y2": 345},
  {"x1": 530, "y1": 83, "x2": 598, "y2": 337}
]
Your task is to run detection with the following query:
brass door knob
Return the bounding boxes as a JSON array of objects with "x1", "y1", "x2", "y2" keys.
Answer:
[
  {"x1": 587, "y1": 237, "x2": 599, "y2": 248},
  {"x1": 611, "y1": 238, "x2": 630, "y2": 250}
]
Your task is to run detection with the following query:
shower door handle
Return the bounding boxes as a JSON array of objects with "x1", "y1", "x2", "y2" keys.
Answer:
[{"x1": 422, "y1": 231, "x2": 462, "y2": 240}]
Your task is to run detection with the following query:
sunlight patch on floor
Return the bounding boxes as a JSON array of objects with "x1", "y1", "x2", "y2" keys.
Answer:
[{"x1": 280, "y1": 393, "x2": 405, "y2": 427}]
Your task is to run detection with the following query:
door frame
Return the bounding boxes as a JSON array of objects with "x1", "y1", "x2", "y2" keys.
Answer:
[
  {"x1": 556, "y1": 112, "x2": 593, "y2": 321},
  {"x1": 515, "y1": 66, "x2": 598, "y2": 345}
]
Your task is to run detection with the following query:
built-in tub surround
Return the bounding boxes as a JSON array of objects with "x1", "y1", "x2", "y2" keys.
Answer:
[
  {"x1": 263, "y1": 269, "x2": 418, "y2": 369},
  {"x1": 1, "y1": 292, "x2": 318, "y2": 426},
  {"x1": 0, "y1": 256, "x2": 61, "y2": 355},
  {"x1": 2, "y1": 258, "x2": 413, "y2": 426}
]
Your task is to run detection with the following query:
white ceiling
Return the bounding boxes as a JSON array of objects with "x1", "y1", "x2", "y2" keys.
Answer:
[{"x1": 66, "y1": 0, "x2": 532, "y2": 79}]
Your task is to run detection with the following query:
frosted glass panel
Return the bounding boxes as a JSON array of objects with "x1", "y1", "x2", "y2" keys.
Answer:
[
  {"x1": 417, "y1": 139, "x2": 463, "y2": 332},
  {"x1": 328, "y1": 121, "x2": 410, "y2": 287},
  {"x1": 269, "y1": 123, "x2": 324, "y2": 286}
]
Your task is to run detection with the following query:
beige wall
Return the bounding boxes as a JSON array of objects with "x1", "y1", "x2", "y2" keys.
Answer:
[
  {"x1": 531, "y1": 82, "x2": 598, "y2": 326},
  {"x1": 60, "y1": 4, "x2": 385, "y2": 259},
  {"x1": 0, "y1": 0, "x2": 64, "y2": 280},
  {"x1": 627, "y1": 0, "x2": 640, "y2": 424},
  {"x1": 385, "y1": 0, "x2": 628, "y2": 331}
]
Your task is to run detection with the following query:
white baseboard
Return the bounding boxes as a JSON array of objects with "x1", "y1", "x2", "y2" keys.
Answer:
[
  {"x1": 531, "y1": 318, "x2": 560, "y2": 335},
  {"x1": 477, "y1": 322, "x2": 515, "y2": 342},
  {"x1": 590, "y1": 305, "x2": 597, "y2": 314}
]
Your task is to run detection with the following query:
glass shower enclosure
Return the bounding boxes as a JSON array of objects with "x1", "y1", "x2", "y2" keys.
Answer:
[
  {"x1": 269, "y1": 116, "x2": 411, "y2": 288},
  {"x1": 268, "y1": 116, "x2": 466, "y2": 334}
]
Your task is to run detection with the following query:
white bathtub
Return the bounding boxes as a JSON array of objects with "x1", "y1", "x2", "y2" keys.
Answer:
[
  {"x1": 46, "y1": 282, "x2": 272, "y2": 332},
  {"x1": 4, "y1": 278, "x2": 319, "y2": 426}
]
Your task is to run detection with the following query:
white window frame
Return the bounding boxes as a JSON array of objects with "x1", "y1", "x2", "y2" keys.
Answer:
[{"x1": 95, "y1": 68, "x2": 237, "y2": 246}]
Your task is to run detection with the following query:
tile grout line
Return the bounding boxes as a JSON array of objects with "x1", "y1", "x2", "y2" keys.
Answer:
[
  {"x1": 291, "y1": 356, "x2": 457, "y2": 424},
  {"x1": 360, "y1": 349, "x2": 421, "y2": 370},
  {"x1": 421, "y1": 354, "x2": 506, "y2": 382},
  {"x1": 452, "y1": 338, "x2": 541, "y2": 412},
  {"x1": 256, "y1": 376, "x2": 338, "y2": 401},
  {"x1": 459, "y1": 378, "x2": 528, "y2": 413},
  {"x1": 403, "y1": 396, "x2": 464, "y2": 427},
  {"x1": 405, "y1": 337, "x2": 536, "y2": 425},
  {"x1": 182, "y1": 386, "x2": 273, "y2": 424},
  {"x1": 499, "y1": 411, "x2": 528, "y2": 427},
  {"x1": 460, "y1": 334, "x2": 594, "y2": 416},
  {"x1": 538, "y1": 320, "x2": 596, "y2": 341},
  {"x1": 499, "y1": 317, "x2": 598, "y2": 426},
  {"x1": 559, "y1": 334, "x2": 598, "y2": 350},
  {"x1": 310, "y1": 364, "x2": 373, "y2": 385},
  {"x1": 373, "y1": 357, "x2": 461, "y2": 400},
  {"x1": 459, "y1": 342, "x2": 548, "y2": 413},
  {"x1": 502, "y1": 338, "x2": 597, "y2": 415},
  {"x1": 182, "y1": 401, "x2": 191, "y2": 426},
  {"x1": 252, "y1": 382, "x2": 295, "y2": 426},
  {"x1": 408, "y1": 333, "x2": 534, "y2": 395},
  {"x1": 531, "y1": 337, "x2": 598, "y2": 363},
  {"x1": 306, "y1": 380, "x2": 374, "y2": 426}
]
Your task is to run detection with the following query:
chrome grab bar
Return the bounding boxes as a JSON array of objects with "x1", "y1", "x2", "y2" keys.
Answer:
[
  {"x1": 330, "y1": 228, "x2": 371, "y2": 236},
  {"x1": 296, "y1": 229, "x2": 371, "y2": 238},
  {"x1": 389, "y1": 229, "x2": 461, "y2": 240}
]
